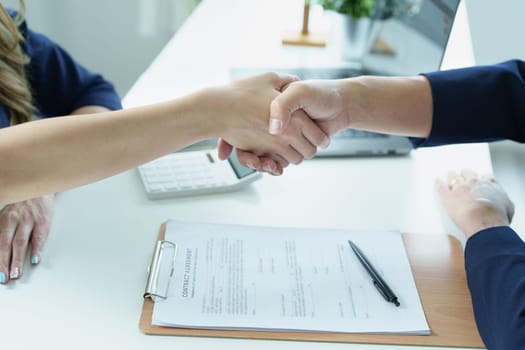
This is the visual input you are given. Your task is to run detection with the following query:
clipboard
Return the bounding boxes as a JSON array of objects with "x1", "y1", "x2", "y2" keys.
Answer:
[{"x1": 139, "y1": 223, "x2": 484, "y2": 348}]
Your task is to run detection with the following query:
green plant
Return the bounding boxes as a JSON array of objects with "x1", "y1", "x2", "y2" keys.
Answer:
[
  {"x1": 318, "y1": 0, "x2": 421, "y2": 19},
  {"x1": 318, "y1": 0, "x2": 375, "y2": 17}
]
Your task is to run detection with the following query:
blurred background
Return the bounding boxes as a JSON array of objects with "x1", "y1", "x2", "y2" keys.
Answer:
[
  {"x1": 3, "y1": 0, "x2": 200, "y2": 97},
  {"x1": 2, "y1": 0, "x2": 523, "y2": 97}
]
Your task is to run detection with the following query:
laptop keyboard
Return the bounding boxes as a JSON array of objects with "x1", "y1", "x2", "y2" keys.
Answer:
[
  {"x1": 294, "y1": 67, "x2": 362, "y2": 80},
  {"x1": 333, "y1": 128, "x2": 388, "y2": 139}
]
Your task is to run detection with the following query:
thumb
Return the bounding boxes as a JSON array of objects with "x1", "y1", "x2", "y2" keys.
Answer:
[
  {"x1": 269, "y1": 83, "x2": 306, "y2": 135},
  {"x1": 217, "y1": 138, "x2": 233, "y2": 160}
]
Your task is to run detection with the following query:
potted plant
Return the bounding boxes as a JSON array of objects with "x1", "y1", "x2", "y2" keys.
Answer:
[{"x1": 318, "y1": 0, "x2": 421, "y2": 60}]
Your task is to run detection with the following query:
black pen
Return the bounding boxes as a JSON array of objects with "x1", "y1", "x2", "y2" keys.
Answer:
[{"x1": 348, "y1": 240, "x2": 400, "y2": 307}]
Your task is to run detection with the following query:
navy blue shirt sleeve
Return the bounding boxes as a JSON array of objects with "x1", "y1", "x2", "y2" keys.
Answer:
[
  {"x1": 19, "y1": 13, "x2": 122, "y2": 118},
  {"x1": 465, "y1": 227, "x2": 525, "y2": 350},
  {"x1": 410, "y1": 60, "x2": 525, "y2": 147}
]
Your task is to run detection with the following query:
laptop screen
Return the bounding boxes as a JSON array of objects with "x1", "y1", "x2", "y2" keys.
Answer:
[{"x1": 362, "y1": 0, "x2": 460, "y2": 76}]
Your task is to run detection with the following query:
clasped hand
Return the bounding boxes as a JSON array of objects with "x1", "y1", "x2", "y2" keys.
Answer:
[{"x1": 218, "y1": 78, "x2": 350, "y2": 173}]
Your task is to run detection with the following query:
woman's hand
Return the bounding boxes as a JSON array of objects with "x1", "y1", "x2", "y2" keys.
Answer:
[
  {"x1": 435, "y1": 169, "x2": 514, "y2": 239},
  {"x1": 0, "y1": 195, "x2": 54, "y2": 284}
]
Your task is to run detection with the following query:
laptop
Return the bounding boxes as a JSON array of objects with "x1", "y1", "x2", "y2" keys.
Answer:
[{"x1": 229, "y1": 0, "x2": 460, "y2": 157}]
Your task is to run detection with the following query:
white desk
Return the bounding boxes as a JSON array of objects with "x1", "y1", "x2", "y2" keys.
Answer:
[{"x1": 1, "y1": 1, "x2": 489, "y2": 349}]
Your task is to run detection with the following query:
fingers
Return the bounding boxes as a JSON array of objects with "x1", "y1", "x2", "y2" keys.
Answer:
[
  {"x1": 292, "y1": 110, "x2": 330, "y2": 151},
  {"x1": 269, "y1": 83, "x2": 309, "y2": 135},
  {"x1": 217, "y1": 138, "x2": 234, "y2": 160},
  {"x1": 235, "y1": 149, "x2": 286, "y2": 176},
  {"x1": 259, "y1": 156, "x2": 285, "y2": 176},
  {"x1": 0, "y1": 218, "x2": 16, "y2": 284},
  {"x1": 9, "y1": 224, "x2": 33, "y2": 280},
  {"x1": 235, "y1": 149, "x2": 262, "y2": 171},
  {"x1": 267, "y1": 72, "x2": 300, "y2": 91},
  {"x1": 278, "y1": 145, "x2": 304, "y2": 165},
  {"x1": 30, "y1": 224, "x2": 51, "y2": 267}
]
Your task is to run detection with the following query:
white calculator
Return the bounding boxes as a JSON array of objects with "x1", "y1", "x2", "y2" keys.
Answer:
[{"x1": 138, "y1": 150, "x2": 262, "y2": 199}]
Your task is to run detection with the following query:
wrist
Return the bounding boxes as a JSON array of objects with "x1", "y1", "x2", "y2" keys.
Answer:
[
  {"x1": 338, "y1": 78, "x2": 362, "y2": 130},
  {"x1": 175, "y1": 88, "x2": 223, "y2": 140},
  {"x1": 185, "y1": 87, "x2": 238, "y2": 140},
  {"x1": 463, "y1": 211, "x2": 510, "y2": 239}
]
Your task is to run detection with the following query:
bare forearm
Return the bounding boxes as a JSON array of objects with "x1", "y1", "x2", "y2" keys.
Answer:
[
  {"x1": 0, "y1": 93, "x2": 211, "y2": 203},
  {"x1": 342, "y1": 75, "x2": 433, "y2": 137}
]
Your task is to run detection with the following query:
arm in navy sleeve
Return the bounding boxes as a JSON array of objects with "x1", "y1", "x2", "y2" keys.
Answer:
[
  {"x1": 19, "y1": 16, "x2": 122, "y2": 117},
  {"x1": 411, "y1": 60, "x2": 525, "y2": 147},
  {"x1": 465, "y1": 227, "x2": 525, "y2": 350}
]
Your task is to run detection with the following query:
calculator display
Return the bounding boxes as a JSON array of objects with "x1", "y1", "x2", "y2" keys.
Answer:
[{"x1": 228, "y1": 153, "x2": 257, "y2": 179}]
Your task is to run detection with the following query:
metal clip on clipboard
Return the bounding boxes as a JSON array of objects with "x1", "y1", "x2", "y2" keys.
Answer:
[{"x1": 144, "y1": 240, "x2": 177, "y2": 300}]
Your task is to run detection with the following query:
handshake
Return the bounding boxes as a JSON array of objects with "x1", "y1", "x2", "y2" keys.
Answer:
[
  {"x1": 212, "y1": 72, "x2": 362, "y2": 175},
  {"x1": 211, "y1": 72, "x2": 432, "y2": 175}
]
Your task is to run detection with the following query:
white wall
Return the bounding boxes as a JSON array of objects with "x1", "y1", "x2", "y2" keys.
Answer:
[
  {"x1": 465, "y1": 0, "x2": 525, "y2": 235},
  {"x1": 465, "y1": 0, "x2": 525, "y2": 64},
  {"x1": 4, "y1": 0, "x2": 198, "y2": 97}
]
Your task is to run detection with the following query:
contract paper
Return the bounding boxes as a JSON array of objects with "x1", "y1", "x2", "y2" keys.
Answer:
[{"x1": 152, "y1": 220, "x2": 430, "y2": 334}]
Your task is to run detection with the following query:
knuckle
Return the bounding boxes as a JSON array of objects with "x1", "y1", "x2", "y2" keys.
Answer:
[
  {"x1": 0, "y1": 241, "x2": 9, "y2": 251},
  {"x1": 266, "y1": 72, "x2": 280, "y2": 83},
  {"x1": 32, "y1": 233, "x2": 48, "y2": 247},
  {"x1": 3, "y1": 210, "x2": 20, "y2": 224},
  {"x1": 13, "y1": 236, "x2": 28, "y2": 248}
]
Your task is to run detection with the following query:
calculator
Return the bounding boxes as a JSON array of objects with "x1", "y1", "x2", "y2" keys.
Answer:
[{"x1": 137, "y1": 150, "x2": 262, "y2": 199}]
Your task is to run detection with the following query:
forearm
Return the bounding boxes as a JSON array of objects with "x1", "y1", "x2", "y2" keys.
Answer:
[
  {"x1": 417, "y1": 60, "x2": 525, "y2": 146},
  {"x1": 0, "y1": 92, "x2": 212, "y2": 204},
  {"x1": 70, "y1": 105, "x2": 113, "y2": 115},
  {"x1": 342, "y1": 75, "x2": 432, "y2": 137}
]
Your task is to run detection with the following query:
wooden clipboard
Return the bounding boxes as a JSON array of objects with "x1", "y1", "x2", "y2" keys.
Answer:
[{"x1": 139, "y1": 223, "x2": 484, "y2": 348}]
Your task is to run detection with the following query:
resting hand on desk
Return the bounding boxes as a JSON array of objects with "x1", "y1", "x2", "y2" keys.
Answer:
[
  {"x1": 435, "y1": 169, "x2": 515, "y2": 239},
  {"x1": 0, "y1": 194, "x2": 54, "y2": 284}
]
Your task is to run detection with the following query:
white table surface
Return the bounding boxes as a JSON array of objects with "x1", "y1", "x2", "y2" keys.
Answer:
[{"x1": 2, "y1": 1, "x2": 491, "y2": 349}]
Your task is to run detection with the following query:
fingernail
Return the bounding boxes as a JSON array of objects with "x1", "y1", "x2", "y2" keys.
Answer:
[
  {"x1": 0, "y1": 272, "x2": 7, "y2": 284},
  {"x1": 269, "y1": 118, "x2": 282, "y2": 134},
  {"x1": 262, "y1": 164, "x2": 275, "y2": 173},
  {"x1": 320, "y1": 138, "x2": 330, "y2": 149},
  {"x1": 31, "y1": 255, "x2": 40, "y2": 265},
  {"x1": 10, "y1": 267, "x2": 19, "y2": 280}
]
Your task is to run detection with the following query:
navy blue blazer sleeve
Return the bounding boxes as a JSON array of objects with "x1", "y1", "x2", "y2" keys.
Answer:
[
  {"x1": 410, "y1": 60, "x2": 525, "y2": 147},
  {"x1": 465, "y1": 227, "x2": 525, "y2": 350},
  {"x1": 18, "y1": 13, "x2": 122, "y2": 118}
]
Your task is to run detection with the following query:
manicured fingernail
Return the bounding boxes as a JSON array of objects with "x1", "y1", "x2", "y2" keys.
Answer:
[
  {"x1": 32, "y1": 255, "x2": 40, "y2": 265},
  {"x1": 0, "y1": 272, "x2": 7, "y2": 284},
  {"x1": 320, "y1": 138, "x2": 330, "y2": 149},
  {"x1": 262, "y1": 164, "x2": 275, "y2": 173},
  {"x1": 269, "y1": 118, "x2": 282, "y2": 134},
  {"x1": 10, "y1": 267, "x2": 19, "y2": 280}
]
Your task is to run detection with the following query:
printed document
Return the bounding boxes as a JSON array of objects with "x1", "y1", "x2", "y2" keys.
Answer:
[{"x1": 152, "y1": 220, "x2": 430, "y2": 334}]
